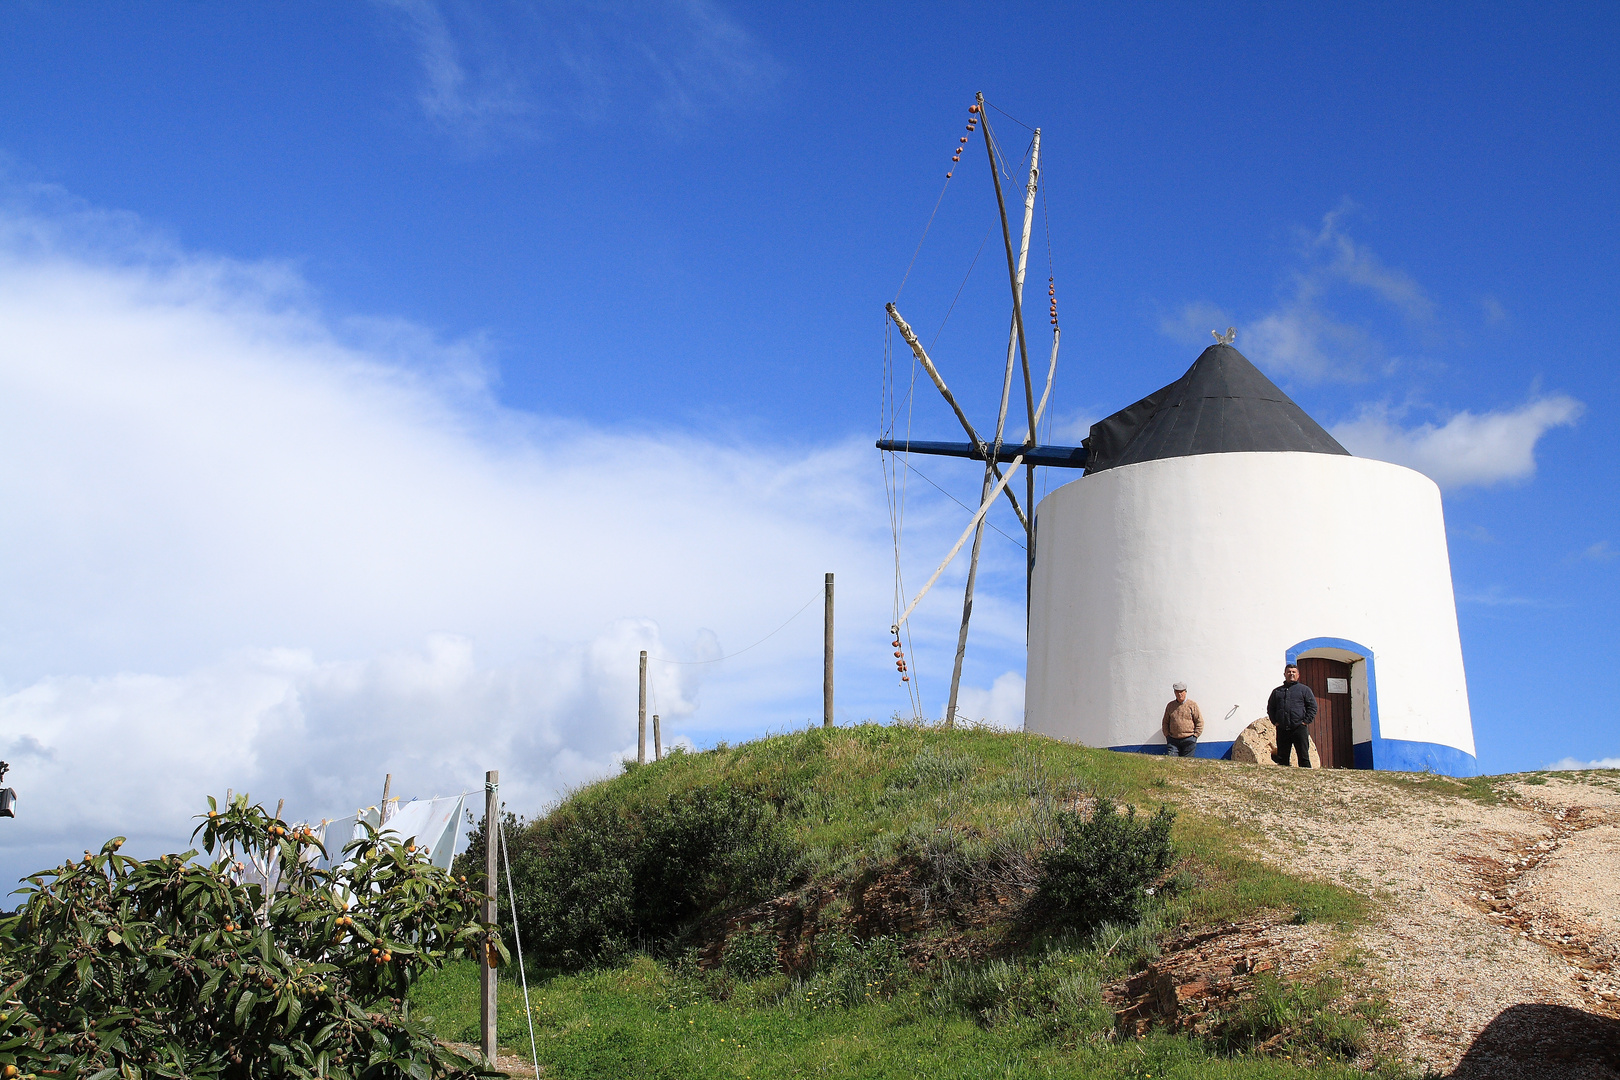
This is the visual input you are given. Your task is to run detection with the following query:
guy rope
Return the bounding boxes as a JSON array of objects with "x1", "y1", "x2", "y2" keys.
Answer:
[{"x1": 878, "y1": 93, "x2": 1084, "y2": 726}]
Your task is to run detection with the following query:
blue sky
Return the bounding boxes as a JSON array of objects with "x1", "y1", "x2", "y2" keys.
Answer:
[{"x1": 0, "y1": 2, "x2": 1616, "y2": 879}]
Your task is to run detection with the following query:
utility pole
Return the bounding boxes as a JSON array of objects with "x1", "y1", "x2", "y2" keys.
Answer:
[
  {"x1": 480, "y1": 770, "x2": 499, "y2": 1063},
  {"x1": 823, "y1": 573, "x2": 835, "y2": 727},
  {"x1": 638, "y1": 651, "x2": 648, "y2": 765}
]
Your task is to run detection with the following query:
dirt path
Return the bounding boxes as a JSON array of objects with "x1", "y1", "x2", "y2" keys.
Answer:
[{"x1": 1164, "y1": 761, "x2": 1620, "y2": 1077}]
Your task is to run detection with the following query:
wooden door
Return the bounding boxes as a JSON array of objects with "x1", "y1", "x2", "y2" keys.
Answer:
[{"x1": 1297, "y1": 657, "x2": 1355, "y2": 769}]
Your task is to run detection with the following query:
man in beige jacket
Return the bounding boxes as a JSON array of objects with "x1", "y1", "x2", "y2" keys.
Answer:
[{"x1": 1162, "y1": 682, "x2": 1204, "y2": 757}]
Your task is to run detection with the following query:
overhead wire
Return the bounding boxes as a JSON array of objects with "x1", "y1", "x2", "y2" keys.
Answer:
[
  {"x1": 930, "y1": 221, "x2": 995, "y2": 350},
  {"x1": 987, "y1": 100, "x2": 1035, "y2": 132},
  {"x1": 894, "y1": 456, "x2": 1026, "y2": 550},
  {"x1": 646, "y1": 586, "x2": 825, "y2": 665},
  {"x1": 893, "y1": 180, "x2": 951, "y2": 304},
  {"x1": 881, "y1": 318, "x2": 921, "y2": 716}
]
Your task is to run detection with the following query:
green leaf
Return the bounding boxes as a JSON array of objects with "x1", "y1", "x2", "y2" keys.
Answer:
[{"x1": 234, "y1": 990, "x2": 257, "y2": 1026}]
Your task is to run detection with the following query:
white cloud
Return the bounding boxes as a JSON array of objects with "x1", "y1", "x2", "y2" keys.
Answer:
[
  {"x1": 375, "y1": 0, "x2": 782, "y2": 140},
  {"x1": 1307, "y1": 207, "x2": 1434, "y2": 324},
  {"x1": 1244, "y1": 305, "x2": 1379, "y2": 382},
  {"x1": 1331, "y1": 395, "x2": 1582, "y2": 490},
  {"x1": 1545, "y1": 757, "x2": 1620, "y2": 771},
  {"x1": 1158, "y1": 302, "x2": 1234, "y2": 349},
  {"x1": 0, "y1": 188, "x2": 1014, "y2": 885},
  {"x1": 1578, "y1": 540, "x2": 1616, "y2": 563},
  {"x1": 378, "y1": 0, "x2": 534, "y2": 132},
  {"x1": 1164, "y1": 207, "x2": 1436, "y2": 381},
  {"x1": 949, "y1": 671, "x2": 1025, "y2": 731}
]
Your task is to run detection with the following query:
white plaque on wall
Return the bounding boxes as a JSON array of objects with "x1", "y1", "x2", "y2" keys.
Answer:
[{"x1": 1326, "y1": 677, "x2": 1349, "y2": 695}]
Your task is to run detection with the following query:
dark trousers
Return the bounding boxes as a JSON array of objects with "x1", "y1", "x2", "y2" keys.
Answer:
[
  {"x1": 1166, "y1": 736, "x2": 1199, "y2": 757},
  {"x1": 1275, "y1": 724, "x2": 1312, "y2": 767}
]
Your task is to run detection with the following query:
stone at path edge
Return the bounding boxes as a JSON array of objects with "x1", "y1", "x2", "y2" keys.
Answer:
[{"x1": 1230, "y1": 716, "x2": 1321, "y2": 768}]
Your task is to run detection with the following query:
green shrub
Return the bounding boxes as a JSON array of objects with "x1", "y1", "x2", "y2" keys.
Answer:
[
  {"x1": 514, "y1": 802, "x2": 639, "y2": 970},
  {"x1": 0, "y1": 796, "x2": 498, "y2": 1079},
  {"x1": 633, "y1": 787, "x2": 800, "y2": 941},
  {"x1": 505, "y1": 786, "x2": 801, "y2": 971},
  {"x1": 721, "y1": 927, "x2": 782, "y2": 981},
  {"x1": 930, "y1": 956, "x2": 1107, "y2": 1032},
  {"x1": 1038, "y1": 799, "x2": 1174, "y2": 931},
  {"x1": 799, "y1": 931, "x2": 905, "y2": 1010},
  {"x1": 1213, "y1": 973, "x2": 1371, "y2": 1059}
]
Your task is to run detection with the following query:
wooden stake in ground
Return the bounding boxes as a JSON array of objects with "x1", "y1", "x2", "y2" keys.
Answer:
[
  {"x1": 653, "y1": 714, "x2": 662, "y2": 761},
  {"x1": 637, "y1": 651, "x2": 647, "y2": 765},
  {"x1": 823, "y1": 572, "x2": 835, "y2": 728},
  {"x1": 480, "y1": 770, "x2": 499, "y2": 1063}
]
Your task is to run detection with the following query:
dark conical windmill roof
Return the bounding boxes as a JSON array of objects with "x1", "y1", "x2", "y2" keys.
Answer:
[{"x1": 1082, "y1": 343, "x2": 1349, "y2": 475}]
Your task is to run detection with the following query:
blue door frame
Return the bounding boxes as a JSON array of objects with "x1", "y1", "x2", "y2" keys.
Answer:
[{"x1": 1285, "y1": 637, "x2": 1477, "y2": 777}]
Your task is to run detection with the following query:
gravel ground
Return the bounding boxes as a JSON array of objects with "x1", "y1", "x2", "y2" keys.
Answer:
[{"x1": 1163, "y1": 761, "x2": 1620, "y2": 1078}]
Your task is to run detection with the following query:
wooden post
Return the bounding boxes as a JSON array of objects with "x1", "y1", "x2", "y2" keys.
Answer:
[
  {"x1": 480, "y1": 770, "x2": 499, "y2": 1063},
  {"x1": 637, "y1": 651, "x2": 647, "y2": 765},
  {"x1": 823, "y1": 573, "x2": 835, "y2": 728},
  {"x1": 379, "y1": 774, "x2": 391, "y2": 825},
  {"x1": 653, "y1": 715, "x2": 662, "y2": 760}
]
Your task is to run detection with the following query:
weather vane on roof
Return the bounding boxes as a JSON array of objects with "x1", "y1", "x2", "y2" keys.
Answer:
[{"x1": 1212, "y1": 327, "x2": 1236, "y2": 345}]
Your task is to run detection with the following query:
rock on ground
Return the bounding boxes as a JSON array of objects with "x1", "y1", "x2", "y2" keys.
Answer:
[{"x1": 1229, "y1": 716, "x2": 1321, "y2": 768}]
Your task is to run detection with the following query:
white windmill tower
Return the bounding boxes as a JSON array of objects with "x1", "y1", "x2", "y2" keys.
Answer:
[
  {"x1": 879, "y1": 102, "x2": 1476, "y2": 775},
  {"x1": 1024, "y1": 334, "x2": 1478, "y2": 776}
]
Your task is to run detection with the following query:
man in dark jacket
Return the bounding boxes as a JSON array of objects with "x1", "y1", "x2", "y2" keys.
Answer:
[{"x1": 1267, "y1": 663, "x2": 1317, "y2": 767}]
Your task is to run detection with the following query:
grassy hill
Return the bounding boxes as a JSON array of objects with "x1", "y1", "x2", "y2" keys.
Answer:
[{"x1": 408, "y1": 723, "x2": 1451, "y2": 1079}]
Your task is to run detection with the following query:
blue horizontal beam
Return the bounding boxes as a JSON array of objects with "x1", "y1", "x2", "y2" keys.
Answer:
[{"x1": 876, "y1": 439, "x2": 1088, "y2": 469}]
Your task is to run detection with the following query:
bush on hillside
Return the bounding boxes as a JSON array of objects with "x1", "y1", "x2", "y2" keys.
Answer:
[
  {"x1": 0, "y1": 796, "x2": 499, "y2": 1080},
  {"x1": 1038, "y1": 799, "x2": 1175, "y2": 931},
  {"x1": 720, "y1": 927, "x2": 782, "y2": 981},
  {"x1": 503, "y1": 786, "x2": 801, "y2": 971},
  {"x1": 800, "y1": 930, "x2": 905, "y2": 1010}
]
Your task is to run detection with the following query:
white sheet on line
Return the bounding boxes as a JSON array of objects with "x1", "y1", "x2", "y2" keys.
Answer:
[
  {"x1": 312, "y1": 796, "x2": 469, "y2": 873},
  {"x1": 380, "y1": 794, "x2": 469, "y2": 870}
]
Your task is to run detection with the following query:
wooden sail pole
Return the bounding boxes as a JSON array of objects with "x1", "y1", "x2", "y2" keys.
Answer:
[
  {"x1": 946, "y1": 130, "x2": 1041, "y2": 727},
  {"x1": 978, "y1": 94, "x2": 1037, "y2": 443},
  {"x1": 891, "y1": 332, "x2": 1062, "y2": 636},
  {"x1": 886, "y1": 302, "x2": 1029, "y2": 529}
]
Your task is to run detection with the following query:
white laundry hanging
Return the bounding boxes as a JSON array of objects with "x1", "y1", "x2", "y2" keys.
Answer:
[
  {"x1": 312, "y1": 805, "x2": 380, "y2": 872},
  {"x1": 379, "y1": 794, "x2": 469, "y2": 870}
]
